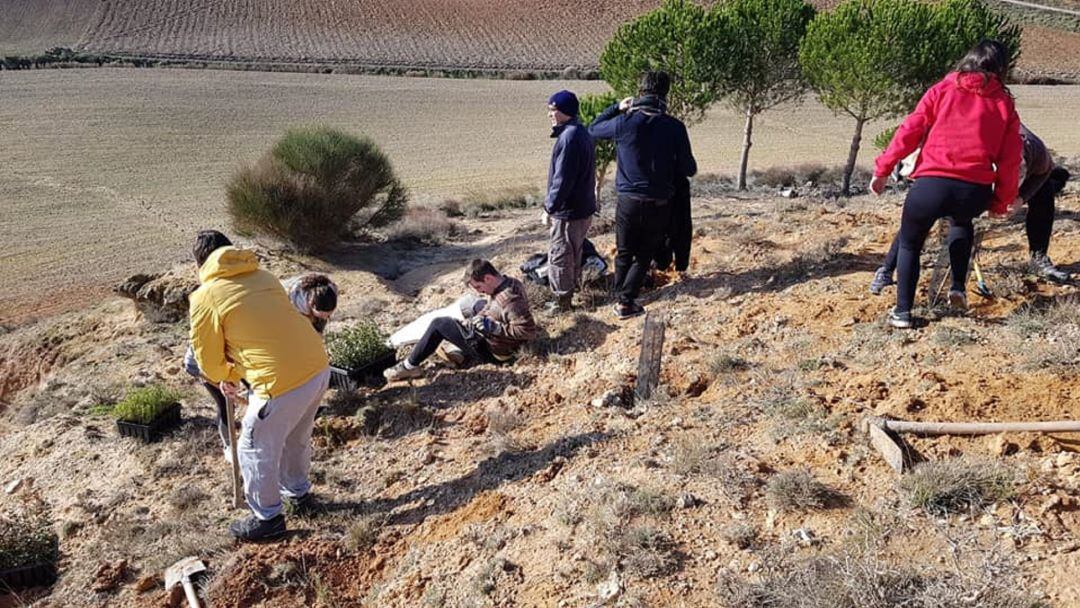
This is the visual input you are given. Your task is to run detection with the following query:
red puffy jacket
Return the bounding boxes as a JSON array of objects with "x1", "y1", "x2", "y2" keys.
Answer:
[{"x1": 874, "y1": 72, "x2": 1022, "y2": 214}]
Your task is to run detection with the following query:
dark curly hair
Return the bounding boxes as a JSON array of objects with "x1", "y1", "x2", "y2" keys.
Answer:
[{"x1": 298, "y1": 273, "x2": 338, "y2": 313}]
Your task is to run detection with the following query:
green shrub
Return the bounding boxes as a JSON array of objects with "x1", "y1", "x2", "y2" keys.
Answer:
[
  {"x1": 0, "y1": 505, "x2": 59, "y2": 569},
  {"x1": 326, "y1": 322, "x2": 392, "y2": 370},
  {"x1": 226, "y1": 127, "x2": 407, "y2": 252},
  {"x1": 112, "y1": 385, "x2": 182, "y2": 424}
]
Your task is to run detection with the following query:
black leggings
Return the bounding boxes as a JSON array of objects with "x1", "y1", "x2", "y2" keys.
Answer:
[
  {"x1": 406, "y1": 317, "x2": 494, "y2": 367},
  {"x1": 895, "y1": 177, "x2": 992, "y2": 313},
  {"x1": 882, "y1": 167, "x2": 1068, "y2": 273},
  {"x1": 1023, "y1": 176, "x2": 1058, "y2": 254}
]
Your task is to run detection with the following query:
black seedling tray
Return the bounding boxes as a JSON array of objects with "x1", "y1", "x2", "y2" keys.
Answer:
[
  {"x1": 115, "y1": 403, "x2": 181, "y2": 443},
  {"x1": 329, "y1": 352, "x2": 397, "y2": 391},
  {"x1": 0, "y1": 562, "x2": 57, "y2": 592}
]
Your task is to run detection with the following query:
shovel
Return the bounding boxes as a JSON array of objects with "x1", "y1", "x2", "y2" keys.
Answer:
[
  {"x1": 165, "y1": 556, "x2": 206, "y2": 608},
  {"x1": 864, "y1": 416, "x2": 1080, "y2": 473}
]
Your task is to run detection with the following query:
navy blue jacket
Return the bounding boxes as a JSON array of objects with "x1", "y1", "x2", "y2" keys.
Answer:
[
  {"x1": 546, "y1": 119, "x2": 597, "y2": 220},
  {"x1": 588, "y1": 102, "x2": 697, "y2": 200}
]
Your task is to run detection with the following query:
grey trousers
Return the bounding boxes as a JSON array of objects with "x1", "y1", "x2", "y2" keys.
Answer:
[
  {"x1": 548, "y1": 216, "x2": 592, "y2": 296},
  {"x1": 238, "y1": 368, "x2": 330, "y2": 520}
]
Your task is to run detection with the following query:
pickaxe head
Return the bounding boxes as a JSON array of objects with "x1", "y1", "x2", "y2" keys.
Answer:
[{"x1": 164, "y1": 556, "x2": 207, "y2": 590}]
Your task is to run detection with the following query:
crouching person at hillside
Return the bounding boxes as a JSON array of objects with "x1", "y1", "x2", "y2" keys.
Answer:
[
  {"x1": 384, "y1": 259, "x2": 538, "y2": 382},
  {"x1": 188, "y1": 230, "x2": 331, "y2": 542}
]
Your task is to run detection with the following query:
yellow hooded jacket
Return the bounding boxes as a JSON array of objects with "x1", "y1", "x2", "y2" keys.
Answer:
[{"x1": 189, "y1": 247, "x2": 329, "y2": 399}]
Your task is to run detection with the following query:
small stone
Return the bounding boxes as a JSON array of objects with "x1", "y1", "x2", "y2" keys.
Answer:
[
  {"x1": 670, "y1": 417, "x2": 684, "y2": 429},
  {"x1": 780, "y1": 187, "x2": 799, "y2": 199},
  {"x1": 792, "y1": 528, "x2": 817, "y2": 546},
  {"x1": 747, "y1": 562, "x2": 761, "y2": 573},
  {"x1": 134, "y1": 574, "x2": 159, "y2": 594},
  {"x1": 1056, "y1": 453, "x2": 1074, "y2": 469},
  {"x1": 4, "y1": 479, "x2": 24, "y2": 494},
  {"x1": 676, "y1": 493, "x2": 703, "y2": 509},
  {"x1": 596, "y1": 569, "x2": 621, "y2": 601},
  {"x1": 704, "y1": 550, "x2": 718, "y2": 561}
]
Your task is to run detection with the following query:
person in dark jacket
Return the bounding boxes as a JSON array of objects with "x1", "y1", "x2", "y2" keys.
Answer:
[
  {"x1": 1015, "y1": 125, "x2": 1071, "y2": 283},
  {"x1": 589, "y1": 71, "x2": 697, "y2": 319},
  {"x1": 544, "y1": 90, "x2": 597, "y2": 312}
]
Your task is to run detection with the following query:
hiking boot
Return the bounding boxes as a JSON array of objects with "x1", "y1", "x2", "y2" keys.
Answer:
[
  {"x1": 283, "y1": 493, "x2": 315, "y2": 517},
  {"x1": 383, "y1": 362, "x2": 424, "y2": 382},
  {"x1": 613, "y1": 302, "x2": 646, "y2": 320},
  {"x1": 229, "y1": 514, "x2": 286, "y2": 542},
  {"x1": 869, "y1": 266, "x2": 895, "y2": 295},
  {"x1": 1031, "y1": 253, "x2": 1071, "y2": 283},
  {"x1": 888, "y1": 308, "x2": 914, "y2": 329},
  {"x1": 948, "y1": 290, "x2": 967, "y2": 311},
  {"x1": 436, "y1": 345, "x2": 466, "y2": 368}
]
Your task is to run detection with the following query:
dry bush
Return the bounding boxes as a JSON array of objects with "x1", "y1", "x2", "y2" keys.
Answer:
[
  {"x1": 721, "y1": 523, "x2": 757, "y2": 549},
  {"x1": 751, "y1": 163, "x2": 829, "y2": 188},
  {"x1": 715, "y1": 546, "x2": 1047, "y2": 608},
  {"x1": 605, "y1": 525, "x2": 679, "y2": 578},
  {"x1": 1004, "y1": 295, "x2": 1080, "y2": 371},
  {"x1": 343, "y1": 515, "x2": 383, "y2": 553},
  {"x1": 383, "y1": 206, "x2": 461, "y2": 245},
  {"x1": 166, "y1": 485, "x2": 208, "y2": 512},
  {"x1": 670, "y1": 438, "x2": 758, "y2": 505},
  {"x1": 931, "y1": 324, "x2": 978, "y2": 347},
  {"x1": 900, "y1": 459, "x2": 1017, "y2": 516},
  {"x1": 709, "y1": 353, "x2": 749, "y2": 377},
  {"x1": 458, "y1": 187, "x2": 542, "y2": 218},
  {"x1": 766, "y1": 470, "x2": 841, "y2": 512},
  {"x1": 484, "y1": 403, "x2": 524, "y2": 454}
]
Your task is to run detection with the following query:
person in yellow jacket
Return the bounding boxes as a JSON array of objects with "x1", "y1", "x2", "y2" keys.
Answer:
[{"x1": 188, "y1": 230, "x2": 330, "y2": 542}]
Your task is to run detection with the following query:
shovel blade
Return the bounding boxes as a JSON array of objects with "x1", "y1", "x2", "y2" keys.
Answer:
[{"x1": 165, "y1": 556, "x2": 207, "y2": 589}]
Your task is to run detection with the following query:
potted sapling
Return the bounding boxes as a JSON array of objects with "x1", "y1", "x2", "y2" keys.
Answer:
[
  {"x1": 112, "y1": 385, "x2": 183, "y2": 443},
  {"x1": 326, "y1": 321, "x2": 395, "y2": 390},
  {"x1": 0, "y1": 505, "x2": 59, "y2": 592}
]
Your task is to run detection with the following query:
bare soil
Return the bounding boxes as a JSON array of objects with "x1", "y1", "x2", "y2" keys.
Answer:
[{"x1": 1, "y1": 184, "x2": 1077, "y2": 607}]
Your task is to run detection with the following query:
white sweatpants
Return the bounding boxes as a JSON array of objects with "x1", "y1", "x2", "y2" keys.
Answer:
[{"x1": 238, "y1": 368, "x2": 330, "y2": 520}]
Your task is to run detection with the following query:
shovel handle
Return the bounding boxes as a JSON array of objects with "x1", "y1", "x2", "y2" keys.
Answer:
[
  {"x1": 224, "y1": 395, "x2": 244, "y2": 509},
  {"x1": 881, "y1": 419, "x2": 1080, "y2": 435},
  {"x1": 182, "y1": 578, "x2": 201, "y2": 608}
]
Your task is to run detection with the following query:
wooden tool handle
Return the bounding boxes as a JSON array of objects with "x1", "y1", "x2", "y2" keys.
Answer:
[
  {"x1": 224, "y1": 395, "x2": 244, "y2": 509},
  {"x1": 882, "y1": 419, "x2": 1080, "y2": 435},
  {"x1": 182, "y1": 579, "x2": 201, "y2": 608}
]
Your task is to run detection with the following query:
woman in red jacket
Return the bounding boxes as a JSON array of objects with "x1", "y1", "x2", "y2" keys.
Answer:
[{"x1": 871, "y1": 40, "x2": 1022, "y2": 329}]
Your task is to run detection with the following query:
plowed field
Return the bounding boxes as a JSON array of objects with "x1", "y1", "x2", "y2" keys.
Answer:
[{"x1": 2, "y1": 0, "x2": 1080, "y2": 77}]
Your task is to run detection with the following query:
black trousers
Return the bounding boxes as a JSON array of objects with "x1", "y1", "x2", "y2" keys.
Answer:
[
  {"x1": 406, "y1": 317, "x2": 494, "y2": 367},
  {"x1": 881, "y1": 167, "x2": 1069, "y2": 274},
  {"x1": 895, "y1": 177, "x2": 992, "y2": 313},
  {"x1": 614, "y1": 195, "x2": 671, "y2": 305},
  {"x1": 654, "y1": 178, "x2": 692, "y2": 272}
]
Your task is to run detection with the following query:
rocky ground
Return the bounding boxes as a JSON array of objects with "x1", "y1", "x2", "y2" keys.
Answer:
[{"x1": 0, "y1": 181, "x2": 1078, "y2": 607}]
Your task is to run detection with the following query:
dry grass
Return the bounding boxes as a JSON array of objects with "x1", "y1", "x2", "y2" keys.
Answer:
[
  {"x1": 382, "y1": 206, "x2": 462, "y2": 245},
  {"x1": 766, "y1": 470, "x2": 842, "y2": 512},
  {"x1": 900, "y1": 459, "x2": 1018, "y2": 516}
]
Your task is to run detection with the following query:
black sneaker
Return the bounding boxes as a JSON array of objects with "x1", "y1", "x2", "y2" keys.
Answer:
[
  {"x1": 229, "y1": 514, "x2": 286, "y2": 542},
  {"x1": 544, "y1": 294, "x2": 573, "y2": 315},
  {"x1": 1031, "y1": 253, "x2": 1071, "y2": 283},
  {"x1": 947, "y1": 290, "x2": 968, "y2": 311},
  {"x1": 888, "y1": 308, "x2": 914, "y2": 329},
  {"x1": 869, "y1": 266, "x2": 895, "y2": 295},
  {"x1": 613, "y1": 302, "x2": 646, "y2": 320}
]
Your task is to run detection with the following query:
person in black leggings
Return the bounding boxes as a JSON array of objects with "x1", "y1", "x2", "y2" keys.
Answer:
[
  {"x1": 869, "y1": 41, "x2": 1022, "y2": 328},
  {"x1": 870, "y1": 128, "x2": 1071, "y2": 294}
]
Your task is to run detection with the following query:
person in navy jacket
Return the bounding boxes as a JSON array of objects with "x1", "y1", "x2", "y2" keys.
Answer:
[
  {"x1": 589, "y1": 71, "x2": 696, "y2": 319},
  {"x1": 543, "y1": 90, "x2": 596, "y2": 313}
]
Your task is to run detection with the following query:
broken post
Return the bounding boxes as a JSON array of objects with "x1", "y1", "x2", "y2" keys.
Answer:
[{"x1": 634, "y1": 312, "x2": 666, "y2": 404}]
